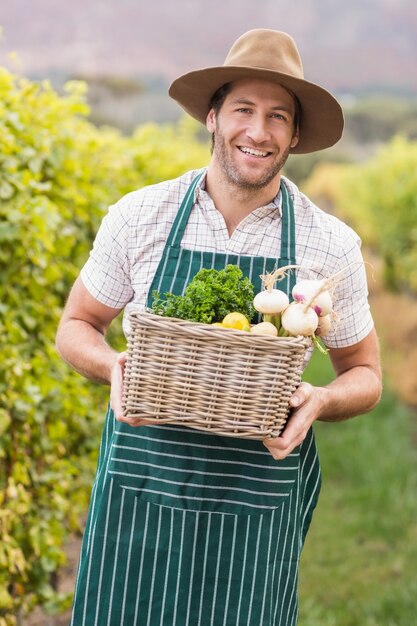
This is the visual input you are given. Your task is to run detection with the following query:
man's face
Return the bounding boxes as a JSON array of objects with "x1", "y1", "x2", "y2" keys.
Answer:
[{"x1": 206, "y1": 78, "x2": 299, "y2": 191}]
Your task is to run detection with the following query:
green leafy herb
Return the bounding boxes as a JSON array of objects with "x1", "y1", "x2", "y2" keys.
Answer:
[{"x1": 151, "y1": 264, "x2": 255, "y2": 324}]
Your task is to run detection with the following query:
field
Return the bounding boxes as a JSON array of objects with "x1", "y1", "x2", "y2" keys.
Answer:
[{"x1": 298, "y1": 352, "x2": 417, "y2": 626}]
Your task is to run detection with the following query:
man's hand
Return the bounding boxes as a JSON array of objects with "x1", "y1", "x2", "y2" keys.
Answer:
[
  {"x1": 263, "y1": 329, "x2": 382, "y2": 460},
  {"x1": 109, "y1": 351, "x2": 127, "y2": 421},
  {"x1": 110, "y1": 351, "x2": 152, "y2": 427},
  {"x1": 263, "y1": 382, "x2": 325, "y2": 460}
]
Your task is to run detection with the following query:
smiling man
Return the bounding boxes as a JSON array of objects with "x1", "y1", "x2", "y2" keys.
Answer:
[
  {"x1": 56, "y1": 29, "x2": 381, "y2": 626},
  {"x1": 205, "y1": 79, "x2": 300, "y2": 232}
]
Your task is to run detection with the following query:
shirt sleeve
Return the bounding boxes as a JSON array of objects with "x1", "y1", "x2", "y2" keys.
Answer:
[
  {"x1": 80, "y1": 200, "x2": 134, "y2": 309},
  {"x1": 322, "y1": 227, "x2": 374, "y2": 349}
]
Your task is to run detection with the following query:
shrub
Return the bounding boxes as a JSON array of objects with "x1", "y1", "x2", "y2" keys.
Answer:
[
  {"x1": 0, "y1": 67, "x2": 208, "y2": 623},
  {"x1": 304, "y1": 135, "x2": 417, "y2": 294}
]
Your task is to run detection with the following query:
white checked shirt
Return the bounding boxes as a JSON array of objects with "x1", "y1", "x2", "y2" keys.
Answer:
[{"x1": 81, "y1": 168, "x2": 374, "y2": 348}]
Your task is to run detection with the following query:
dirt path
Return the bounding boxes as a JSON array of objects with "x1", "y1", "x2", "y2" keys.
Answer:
[{"x1": 24, "y1": 534, "x2": 81, "y2": 626}]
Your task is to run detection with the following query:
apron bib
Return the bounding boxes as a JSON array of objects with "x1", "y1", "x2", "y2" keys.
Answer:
[
  {"x1": 70, "y1": 172, "x2": 321, "y2": 626},
  {"x1": 147, "y1": 171, "x2": 296, "y2": 305}
]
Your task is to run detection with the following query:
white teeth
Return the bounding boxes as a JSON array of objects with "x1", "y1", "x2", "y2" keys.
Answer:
[{"x1": 239, "y1": 146, "x2": 270, "y2": 157}]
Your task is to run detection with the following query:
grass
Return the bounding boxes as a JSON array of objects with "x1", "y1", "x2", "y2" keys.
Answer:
[{"x1": 297, "y1": 352, "x2": 417, "y2": 626}]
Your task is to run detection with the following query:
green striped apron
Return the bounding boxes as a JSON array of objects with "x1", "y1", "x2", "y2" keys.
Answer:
[{"x1": 70, "y1": 173, "x2": 321, "y2": 626}]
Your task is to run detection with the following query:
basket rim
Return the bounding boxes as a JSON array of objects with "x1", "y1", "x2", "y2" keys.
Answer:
[{"x1": 128, "y1": 309, "x2": 312, "y2": 348}]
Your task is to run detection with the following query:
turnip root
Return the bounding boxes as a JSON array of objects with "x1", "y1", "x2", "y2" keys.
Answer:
[
  {"x1": 252, "y1": 262, "x2": 364, "y2": 346},
  {"x1": 316, "y1": 314, "x2": 332, "y2": 337},
  {"x1": 253, "y1": 289, "x2": 289, "y2": 315},
  {"x1": 292, "y1": 261, "x2": 365, "y2": 319},
  {"x1": 254, "y1": 265, "x2": 299, "y2": 315},
  {"x1": 254, "y1": 265, "x2": 300, "y2": 331},
  {"x1": 292, "y1": 280, "x2": 333, "y2": 316},
  {"x1": 250, "y1": 321, "x2": 278, "y2": 336},
  {"x1": 281, "y1": 302, "x2": 319, "y2": 337}
]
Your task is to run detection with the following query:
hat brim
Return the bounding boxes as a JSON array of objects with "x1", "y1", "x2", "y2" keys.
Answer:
[{"x1": 169, "y1": 66, "x2": 344, "y2": 154}]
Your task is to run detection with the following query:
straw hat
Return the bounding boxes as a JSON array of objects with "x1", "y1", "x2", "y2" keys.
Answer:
[{"x1": 169, "y1": 29, "x2": 344, "y2": 154}]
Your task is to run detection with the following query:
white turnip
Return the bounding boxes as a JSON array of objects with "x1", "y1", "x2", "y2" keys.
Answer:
[
  {"x1": 292, "y1": 279, "x2": 333, "y2": 316},
  {"x1": 253, "y1": 289, "x2": 289, "y2": 315},
  {"x1": 292, "y1": 261, "x2": 366, "y2": 319},
  {"x1": 254, "y1": 264, "x2": 300, "y2": 330},
  {"x1": 281, "y1": 302, "x2": 319, "y2": 337},
  {"x1": 250, "y1": 321, "x2": 278, "y2": 336},
  {"x1": 316, "y1": 314, "x2": 332, "y2": 337}
]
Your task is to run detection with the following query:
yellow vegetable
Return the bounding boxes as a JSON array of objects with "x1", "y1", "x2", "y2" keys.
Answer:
[{"x1": 221, "y1": 312, "x2": 251, "y2": 331}]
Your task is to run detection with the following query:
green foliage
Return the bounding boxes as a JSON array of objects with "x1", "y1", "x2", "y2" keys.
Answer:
[
  {"x1": 130, "y1": 117, "x2": 210, "y2": 186},
  {"x1": 284, "y1": 149, "x2": 351, "y2": 187},
  {"x1": 288, "y1": 96, "x2": 417, "y2": 189},
  {"x1": 304, "y1": 135, "x2": 417, "y2": 294},
  {"x1": 151, "y1": 264, "x2": 256, "y2": 323},
  {"x1": 343, "y1": 95, "x2": 417, "y2": 144},
  {"x1": 0, "y1": 66, "x2": 208, "y2": 622},
  {"x1": 299, "y1": 352, "x2": 417, "y2": 626}
]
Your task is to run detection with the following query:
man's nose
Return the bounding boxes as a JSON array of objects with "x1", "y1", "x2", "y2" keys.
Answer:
[{"x1": 246, "y1": 116, "x2": 270, "y2": 144}]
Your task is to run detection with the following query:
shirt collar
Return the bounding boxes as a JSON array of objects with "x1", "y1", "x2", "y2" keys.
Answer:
[{"x1": 195, "y1": 170, "x2": 283, "y2": 218}]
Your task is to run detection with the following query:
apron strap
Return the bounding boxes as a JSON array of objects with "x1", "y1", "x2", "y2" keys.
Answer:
[
  {"x1": 170, "y1": 172, "x2": 296, "y2": 262},
  {"x1": 166, "y1": 169, "x2": 206, "y2": 249},
  {"x1": 150, "y1": 171, "x2": 297, "y2": 300},
  {"x1": 278, "y1": 180, "x2": 297, "y2": 293},
  {"x1": 280, "y1": 181, "x2": 296, "y2": 264}
]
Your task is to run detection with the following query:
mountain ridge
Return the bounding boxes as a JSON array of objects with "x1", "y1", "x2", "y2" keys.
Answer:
[{"x1": 1, "y1": 0, "x2": 416, "y2": 96}]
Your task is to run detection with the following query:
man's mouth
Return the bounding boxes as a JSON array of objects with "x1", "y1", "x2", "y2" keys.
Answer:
[{"x1": 238, "y1": 146, "x2": 272, "y2": 158}]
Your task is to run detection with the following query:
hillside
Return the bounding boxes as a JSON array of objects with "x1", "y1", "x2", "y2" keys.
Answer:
[{"x1": 1, "y1": 0, "x2": 416, "y2": 96}]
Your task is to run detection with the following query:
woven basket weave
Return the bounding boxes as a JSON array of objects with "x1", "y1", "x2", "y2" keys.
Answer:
[{"x1": 122, "y1": 311, "x2": 311, "y2": 440}]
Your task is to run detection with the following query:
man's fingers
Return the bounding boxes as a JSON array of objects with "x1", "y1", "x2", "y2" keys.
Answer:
[
  {"x1": 110, "y1": 352, "x2": 126, "y2": 420},
  {"x1": 263, "y1": 383, "x2": 318, "y2": 460},
  {"x1": 289, "y1": 381, "x2": 313, "y2": 408}
]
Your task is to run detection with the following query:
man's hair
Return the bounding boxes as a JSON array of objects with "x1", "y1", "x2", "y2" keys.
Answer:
[
  {"x1": 208, "y1": 82, "x2": 234, "y2": 116},
  {"x1": 208, "y1": 84, "x2": 233, "y2": 153},
  {"x1": 290, "y1": 92, "x2": 302, "y2": 133}
]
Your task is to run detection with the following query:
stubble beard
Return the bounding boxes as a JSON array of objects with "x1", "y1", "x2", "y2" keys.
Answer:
[{"x1": 212, "y1": 130, "x2": 291, "y2": 191}]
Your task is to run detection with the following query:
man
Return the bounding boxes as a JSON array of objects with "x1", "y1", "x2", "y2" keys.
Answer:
[{"x1": 56, "y1": 29, "x2": 381, "y2": 626}]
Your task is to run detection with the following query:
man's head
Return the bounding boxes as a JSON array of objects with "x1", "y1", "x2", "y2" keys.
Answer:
[
  {"x1": 205, "y1": 77, "x2": 300, "y2": 190},
  {"x1": 169, "y1": 29, "x2": 343, "y2": 154}
]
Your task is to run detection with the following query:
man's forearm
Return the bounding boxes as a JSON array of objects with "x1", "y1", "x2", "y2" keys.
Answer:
[
  {"x1": 318, "y1": 364, "x2": 382, "y2": 423},
  {"x1": 56, "y1": 319, "x2": 118, "y2": 385}
]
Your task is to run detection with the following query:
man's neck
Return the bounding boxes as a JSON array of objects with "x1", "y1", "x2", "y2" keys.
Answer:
[{"x1": 204, "y1": 163, "x2": 281, "y2": 236}]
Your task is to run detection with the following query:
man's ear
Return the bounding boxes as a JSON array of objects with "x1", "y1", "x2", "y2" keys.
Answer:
[
  {"x1": 290, "y1": 126, "x2": 300, "y2": 149},
  {"x1": 206, "y1": 108, "x2": 216, "y2": 133}
]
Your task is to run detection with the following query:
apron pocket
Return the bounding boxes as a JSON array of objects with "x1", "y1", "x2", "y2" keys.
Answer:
[
  {"x1": 107, "y1": 424, "x2": 301, "y2": 517},
  {"x1": 92, "y1": 483, "x2": 294, "y2": 626}
]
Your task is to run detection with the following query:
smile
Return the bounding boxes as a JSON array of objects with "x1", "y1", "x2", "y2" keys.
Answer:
[{"x1": 238, "y1": 146, "x2": 272, "y2": 158}]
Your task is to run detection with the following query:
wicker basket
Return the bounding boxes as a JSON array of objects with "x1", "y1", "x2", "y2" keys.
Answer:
[{"x1": 122, "y1": 311, "x2": 311, "y2": 440}]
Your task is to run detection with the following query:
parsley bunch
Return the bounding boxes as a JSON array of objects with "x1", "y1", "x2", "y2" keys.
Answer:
[{"x1": 151, "y1": 264, "x2": 255, "y2": 324}]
